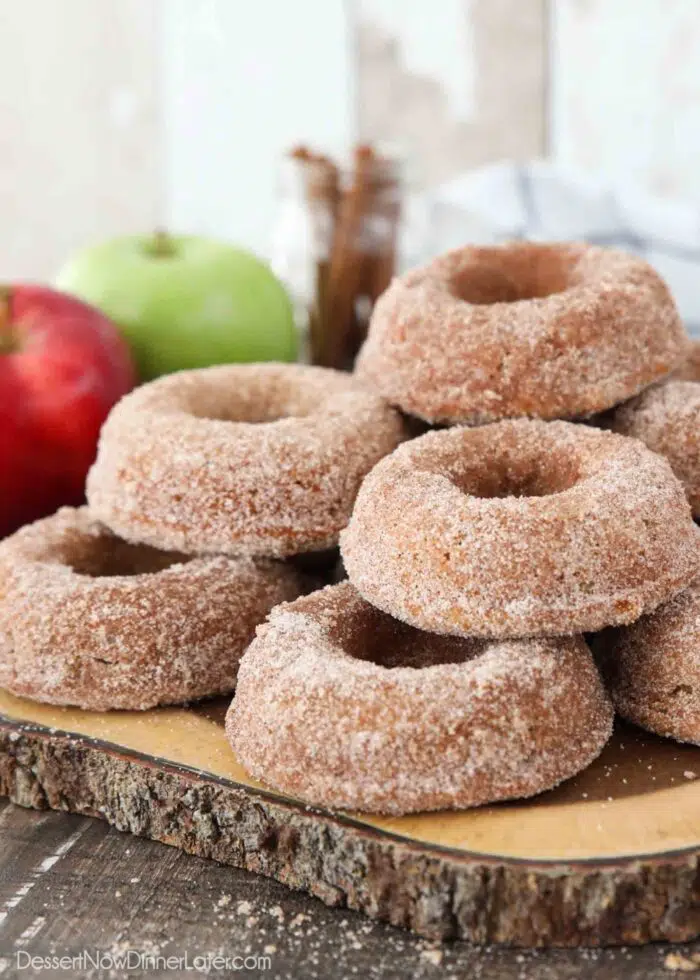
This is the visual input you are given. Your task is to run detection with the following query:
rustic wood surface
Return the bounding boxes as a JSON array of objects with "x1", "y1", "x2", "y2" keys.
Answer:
[
  {"x1": 2, "y1": 704, "x2": 700, "y2": 958},
  {"x1": 1, "y1": 800, "x2": 699, "y2": 979}
]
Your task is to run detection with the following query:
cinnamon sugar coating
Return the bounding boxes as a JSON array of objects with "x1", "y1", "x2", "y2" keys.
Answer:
[
  {"x1": 356, "y1": 242, "x2": 689, "y2": 424},
  {"x1": 676, "y1": 339, "x2": 700, "y2": 382},
  {"x1": 612, "y1": 381, "x2": 700, "y2": 516},
  {"x1": 86, "y1": 364, "x2": 404, "y2": 558},
  {"x1": 340, "y1": 420, "x2": 699, "y2": 638},
  {"x1": 226, "y1": 583, "x2": 613, "y2": 814},
  {"x1": 0, "y1": 507, "x2": 306, "y2": 710},
  {"x1": 598, "y1": 575, "x2": 700, "y2": 745}
]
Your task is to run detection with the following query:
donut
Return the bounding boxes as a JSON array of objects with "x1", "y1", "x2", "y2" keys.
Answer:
[
  {"x1": 598, "y1": 579, "x2": 700, "y2": 745},
  {"x1": 340, "y1": 419, "x2": 699, "y2": 638},
  {"x1": 676, "y1": 339, "x2": 700, "y2": 381},
  {"x1": 356, "y1": 242, "x2": 688, "y2": 424},
  {"x1": 0, "y1": 507, "x2": 306, "y2": 711},
  {"x1": 87, "y1": 363, "x2": 404, "y2": 558},
  {"x1": 226, "y1": 582, "x2": 614, "y2": 814},
  {"x1": 612, "y1": 381, "x2": 700, "y2": 516}
]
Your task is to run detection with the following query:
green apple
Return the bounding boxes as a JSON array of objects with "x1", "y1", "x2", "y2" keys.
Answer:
[{"x1": 55, "y1": 232, "x2": 298, "y2": 379}]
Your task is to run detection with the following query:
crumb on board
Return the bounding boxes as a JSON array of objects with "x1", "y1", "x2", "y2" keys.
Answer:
[{"x1": 665, "y1": 951, "x2": 700, "y2": 972}]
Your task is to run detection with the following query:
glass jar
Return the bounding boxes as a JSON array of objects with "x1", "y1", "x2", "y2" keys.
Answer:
[
  {"x1": 270, "y1": 145, "x2": 406, "y2": 370},
  {"x1": 269, "y1": 149, "x2": 337, "y2": 364}
]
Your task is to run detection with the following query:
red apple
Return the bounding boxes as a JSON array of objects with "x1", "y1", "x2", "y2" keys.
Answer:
[{"x1": 0, "y1": 285, "x2": 135, "y2": 537}]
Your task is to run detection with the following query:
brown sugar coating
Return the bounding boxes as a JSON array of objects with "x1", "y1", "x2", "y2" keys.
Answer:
[
  {"x1": 226, "y1": 582, "x2": 614, "y2": 814},
  {"x1": 598, "y1": 577, "x2": 700, "y2": 745},
  {"x1": 87, "y1": 363, "x2": 405, "y2": 558},
  {"x1": 0, "y1": 507, "x2": 306, "y2": 711},
  {"x1": 340, "y1": 419, "x2": 699, "y2": 638},
  {"x1": 356, "y1": 242, "x2": 689, "y2": 424},
  {"x1": 612, "y1": 381, "x2": 700, "y2": 516}
]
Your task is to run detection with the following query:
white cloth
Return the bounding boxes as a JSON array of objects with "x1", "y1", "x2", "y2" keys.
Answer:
[{"x1": 421, "y1": 161, "x2": 700, "y2": 335}]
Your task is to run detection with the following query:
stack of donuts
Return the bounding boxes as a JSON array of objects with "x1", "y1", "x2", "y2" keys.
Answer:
[
  {"x1": 2, "y1": 240, "x2": 700, "y2": 820},
  {"x1": 228, "y1": 242, "x2": 700, "y2": 814},
  {"x1": 0, "y1": 364, "x2": 403, "y2": 710}
]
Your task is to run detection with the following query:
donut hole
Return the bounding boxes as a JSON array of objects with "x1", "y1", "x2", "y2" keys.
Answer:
[
  {"x1": 449, "y1": 264, "x2": 521, "y2": 305},
  {"x1": 193, "y1": 405, "x2": 301, "y2": 425},
  {"x1": 419, "y1": 442, "x2": 582, "y2": 499},
  {"x1": 330, "y1": 604, "x2": 479, "y2": 669},
  {"x1": 190, "y1": 404, "x2": 299, "y2": 425},
  {"x1": 449, "y1": 251, "x2": 571, "y2": 305},
  {"x1": 178, "y1": 381, "x2": 320, "y2": 425},
  {"x1": 451, "y1": 457, "x2": 579, "y2": 499},
  {"x1": 67, "y1": 536, "x2": 189, "y2": 578}
]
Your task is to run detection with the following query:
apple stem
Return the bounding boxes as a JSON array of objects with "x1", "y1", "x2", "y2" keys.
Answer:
[
  {"x1": 150, "y1": 229, "x2": 175, "y2": 258},
  {"x1": 0, "y1": 287, "x2": 14, "y2": 354}
]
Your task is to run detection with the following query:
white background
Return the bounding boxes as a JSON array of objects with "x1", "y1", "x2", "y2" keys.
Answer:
[{"x1": 2, "y1": 0, "x2": 700, "y2": 278}]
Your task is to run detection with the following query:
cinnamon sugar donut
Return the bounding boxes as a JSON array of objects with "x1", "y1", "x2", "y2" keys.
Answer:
[
  {"x1": 612, "y1": 381, "x2": 700, "y2": 516},
  {"x1": 0, "y1": 507, "x2": 305, "y2": 710},
  {"x1": 356, "y1": 242, "x2": 689, "y2": 424},
  {"x1": 676, "y1": 339, "x2": 700, "y2": 382},
  {"x1": 599, "y1": 578, "x2": 700, "y2": 745},
  {"x1": 226, "y1": 583, "x2": 613, "y2": 814},
  {"x1": 87, "y1": 364, "x2": 404, "y2": 558},
  {"x1": 340, "y1": 419, "x2": 699, "y2": 638}
]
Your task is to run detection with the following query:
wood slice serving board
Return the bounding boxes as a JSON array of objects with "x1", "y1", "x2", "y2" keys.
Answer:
[{"x1": 2, "y1": 688, "x2": 700, "y2": 948}]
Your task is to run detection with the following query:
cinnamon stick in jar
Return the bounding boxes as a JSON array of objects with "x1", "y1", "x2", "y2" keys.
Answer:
[
  {"x1": 326, "y1": 145, "x2": 403, "y2": 369},
  {"x1": 279, "y1": 143, "x2": 403, "y2": 371},
  {"x1": 288, "y1": 146, "x2": 340, "y2": 368}
]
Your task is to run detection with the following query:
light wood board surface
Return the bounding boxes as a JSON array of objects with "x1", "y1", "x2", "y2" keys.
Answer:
[
  {"x1": 2, "y1": 687, "x2": 700, "y2": 946},
  {"x1": 2, "y1": 689, "x2": 700, "y2": 862}
]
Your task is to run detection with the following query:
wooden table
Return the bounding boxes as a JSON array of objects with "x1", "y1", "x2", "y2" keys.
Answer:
[{"x1": 1, "y1": 801, "x2": 699, "y2": 979}]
